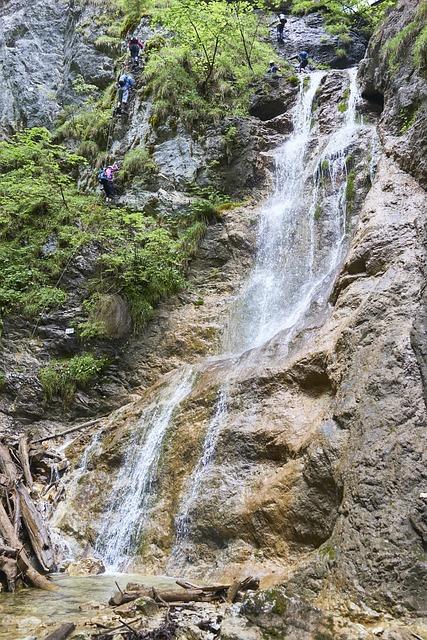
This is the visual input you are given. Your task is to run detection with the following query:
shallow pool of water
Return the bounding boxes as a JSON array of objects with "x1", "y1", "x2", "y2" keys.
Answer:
[{"x1": 0, "y1": 573, "x2": 176, "y2": 640}]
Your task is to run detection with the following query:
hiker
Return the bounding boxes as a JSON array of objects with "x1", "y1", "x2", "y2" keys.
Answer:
[
  {"x1": 267, "y1": 60, "x2": 280, "y2": 76},
  {"x1": 269, "y1": 13, "x2": 287, "y2": 42},
  {"x1": 98, "y1": 162, "x2": 119, "y2": 202},
  {"x1": 116, "y1": 73, "x2": 135, "y2": 114},
  {"x1": 128, "y1": 36, "x2": 144, "y2": 67},
  {"x1": 291, "y1": 51, "x2": 309, "y2": 73}
]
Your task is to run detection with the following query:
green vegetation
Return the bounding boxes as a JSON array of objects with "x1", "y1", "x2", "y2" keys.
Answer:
[
  {"x1": 0, "y1": 372, "x2": 6, "y2": 391},
  {"x1": 120, "y1": 147, "x2": 158, "y2": 183},
  {"x1": 0, "y1": 129, "x2": 214, "y2": 331},
  {"x1": 345, "y1": 169, "x2": 356, "y2": 214},
  {"x1": 143, "y1": 0, "x2": 277, "y2": 129},
  {"x1": 314, "y1": 203, "x2": 322, "y2": 221},
  {"x1": 291, "y1": 0, "x2": 396, "y2": 49},
  {"x1": 39, "y1": 353, "x2": 107, "y2": 403},
  {"x1": 413, "y1": 24, "x2": 427, "y2": 73},
  {"x1": 337, "y1": 101, "x2": 347, "y2": 113},
  {"x1": 385, "y1": 3, "x2": 427, "y2": 74},
  {"x1": 399, "y1": 105, "x2": 418, "y2": 133}
]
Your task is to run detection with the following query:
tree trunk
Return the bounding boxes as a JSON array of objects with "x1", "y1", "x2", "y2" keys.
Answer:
[
  {"x1": 17, "y1": 482, "x2": 55, "y2": 572},
  {"x1": 0, "y1": 443, "x2": 18, "y2": 483},
  {"x1": 45, "y1": 623, "x2": 76, "y2": 640},
  {"x1": 18, "y1": 436, "x2": 33, "y2": 489},
  {"x1": 0, "y1": 501, "x2": 56, "y2": 591}
]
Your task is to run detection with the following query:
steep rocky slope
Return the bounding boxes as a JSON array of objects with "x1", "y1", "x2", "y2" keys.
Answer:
[{"x1": 0, "y1": 1, "x2": 426, "y2": 639}]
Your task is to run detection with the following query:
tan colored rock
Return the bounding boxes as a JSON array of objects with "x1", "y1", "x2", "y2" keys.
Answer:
[{"x1": 66, "y1": 557, "x2": 105, "y2": 577}]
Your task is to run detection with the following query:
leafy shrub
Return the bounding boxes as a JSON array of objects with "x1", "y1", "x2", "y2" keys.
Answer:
[
  {"x1": 121, "y1": 148, "x2": 158, "y2": 183},
  {"x1": 39, "y1": 353, "x2": 107, "y2": 403}
]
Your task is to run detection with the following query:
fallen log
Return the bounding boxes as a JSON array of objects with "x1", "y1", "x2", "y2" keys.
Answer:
[
  {"x1": 31, "y1": 417, "x2": 104, "y2": 445},
  {"x1": 176, "y1": 579, "x2": 230, "y2": 592},
  {"x1": 17, "y1": 482, "x2": 55, "y2": 572},
  {"x1": 0, "y1": 551, "x2": 18, "y2": 591},
  {"x1": 111, "y1": 585, "x2": 236, "y2": 608},
  {"x1": 0, "y1": 500, "x2": 56, "y2": 591},
  {"x1": 0, "y1": 443, "x2": 19, "y2": 483},
  {"x1": 44, "y1": 622, "x2": 76, "y2": 640},
  {"x1": 18, "y1": 436, "x2": 33, "y2": 489}
]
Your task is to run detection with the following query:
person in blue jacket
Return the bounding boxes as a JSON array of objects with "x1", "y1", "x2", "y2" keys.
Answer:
[
  {"x1": 293, "y1": 51, "x2": 309, "y2": 73},
  {"x1": 116, "y1": 73, "x2": 135, "y2": 114}
]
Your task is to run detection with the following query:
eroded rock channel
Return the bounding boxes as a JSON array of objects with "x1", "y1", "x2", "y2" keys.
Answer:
[{"x1": 0, "y1": 1, "x2": 426, "y2": 639}]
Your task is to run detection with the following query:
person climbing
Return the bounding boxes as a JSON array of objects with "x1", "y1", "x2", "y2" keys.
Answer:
[
  {"x1": 116, "y1": 73, "x2": 135, "y2": 114},
  {"x1": 291, "y1": 51, "x2": 309, "y2": 73},
  {"x1": 267, "y1": 60, "x2": 280, "y2": 76},
  {"x1": 98, "y1": 162, "x2": 119, "y2": 202},
  {"x1": 128, "y1": 36, "x2": 144, "y2": 68},
  {"x1": 269, "y1": 13, "x2": 287, "y2": 43}
]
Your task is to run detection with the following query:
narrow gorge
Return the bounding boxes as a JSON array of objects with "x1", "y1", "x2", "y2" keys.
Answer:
[{"x1": 0, "y1": 0, "x2": 426, "y2": 639}]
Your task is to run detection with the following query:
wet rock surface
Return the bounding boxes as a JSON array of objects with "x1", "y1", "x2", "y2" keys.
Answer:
[
  {"x1": 276, "y1": 12, "x2": 367, "y2": 70},
  {"x1": 358, "y1": 0, "x2": 427, "y2": 188}
]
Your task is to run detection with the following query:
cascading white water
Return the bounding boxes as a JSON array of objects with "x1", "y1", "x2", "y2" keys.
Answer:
[
  {"x1": 92, "y1": 69, "x2": 365, "y2": 572},
  {"x1": 170, "y1": 69, "x2": 363, "y2": 562},
  {"x1": 223, "y1": 72, "x2": 325, "y2": 354},
  {"x1": 95, "y1": 366, "x2": 195, "y2": 571}
]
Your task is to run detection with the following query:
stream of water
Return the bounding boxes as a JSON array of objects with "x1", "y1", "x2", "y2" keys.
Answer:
[
  {"x1": 93, "y1": 69, "x2": 363, "y2": 572},
  {"x1": 95, "y1": 366, "x2": 195, "y2": 571},
  {"x1": 169, "y1": 68, "x2": 362, "y2": 562}
]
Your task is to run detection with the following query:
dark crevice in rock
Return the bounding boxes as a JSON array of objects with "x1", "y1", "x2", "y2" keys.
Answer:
[{"x1": 361, "y1": 89, "x2": 384, "y2": 115}]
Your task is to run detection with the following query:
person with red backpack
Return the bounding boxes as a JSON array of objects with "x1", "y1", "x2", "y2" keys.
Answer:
[
  {"x1": 98, "y1": 162, "x2": 119, "y2": 202},
  {"x1": 128, "y1": 36, "x2": 144, "y2": 67}
]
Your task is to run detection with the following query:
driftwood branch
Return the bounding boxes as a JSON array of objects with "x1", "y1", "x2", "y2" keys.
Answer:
[
  {"x1": 30, "y1": 417, "x2": 104, "y2": 445},
  {"x1": 18, "y1": 436, "x2": 33, "y2": 489},
  {"x1": 110, "y1": 577, "x2": 260, "y2": 608},
  {"x1": 45, "y1": 623, "x2": 76, "y2": 640},
  {"x1": 17, "y1": 482, "x2": 55, "y2": 572}
]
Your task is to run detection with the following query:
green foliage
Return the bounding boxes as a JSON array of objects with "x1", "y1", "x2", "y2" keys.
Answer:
[
  {"x1": 413, "y1": 25, "x2": 427, "y2": 73},
  {"x1": 94, "y1": 34, "x2": 123, "y2": 56},
  {"x1": 399, "y1": 105, "x2": 418, "y2": 133},
  {"x1": 100, "y1": 227, "x2": 186, "y2": 329},
  {"x1": 0, "y1": 128, "x2": 209, "y2": 332},
  {"x1": 144, "y1": 0, "x2": 276, "y2": 128},
  {"x1": 291, "y1": 0, "x2": 395, "y2": 43},
  {"x1": 0, "y1": 129, "x2": 89, "y2": 316},
  {"x1": 337, "y1": 101, "x2": 347, "y2": 113},
  {"x1": 385, "y1": 20, "x2": 418, "y2": 71},
  {"x1": 72, "y1": 74, "x2": 100, "y2": 96},
  {"x1": 121, "y1": 147, "x2": 158, "y2": 183},
  {"x1": 55, "y1": 107, "x2": 111, "y2": 148},
  {"x1": 345, "y1": 169, "x2": 356, "y2": 213},
  {"x1": 0, "y1": 372, "x2": 6, "y2": 391},
  {"x1": 314, "y1": 203, "x2": 322, "y2": 221},
  {"x1": 39, "y1": 353, "x2": 107, "y2": 403}
]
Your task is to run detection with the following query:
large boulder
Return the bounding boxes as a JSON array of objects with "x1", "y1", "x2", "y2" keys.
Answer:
[{"x1": 66, "y1": 557, "x2": 105, "y2": 576}]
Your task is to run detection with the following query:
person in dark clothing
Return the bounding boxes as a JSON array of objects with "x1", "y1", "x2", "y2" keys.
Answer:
[
  {"x1": 98, "y1": 163, "x2": 119, "y2": 202},
  {"x1": 269, "y1": 14, "x2": 287, "y2": 43},
  {"x1": 291, "y1": 51, "x2": 309, "y2": 72},
  {"x1": 128, "y1": 37, "x2": 144, "y2": 67},
  {"x1": 267, "y1": 60, "x2": 280, "y2": 76},
  {"x1": 116, "y1": 73, "x2": 135, "y2": 114}
]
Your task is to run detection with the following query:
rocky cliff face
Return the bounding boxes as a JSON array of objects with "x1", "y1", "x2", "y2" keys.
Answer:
[
  {"x1": 0, "y1": 1, "x2": 426, "y2": 638},
  {"x1": 0, "y1": 0, "x2": 115, "y2": 132}
]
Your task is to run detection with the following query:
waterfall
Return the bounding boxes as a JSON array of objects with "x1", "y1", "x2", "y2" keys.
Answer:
[
  {"x1": 95, "y1": 366, "x2": 195, "y2": 571},
  {"x1": 170, "y1": 69, "x2": 363, "y2": 563},
  {"x1": 92, "y1": 69, "x2": 365, "y2": 572}
]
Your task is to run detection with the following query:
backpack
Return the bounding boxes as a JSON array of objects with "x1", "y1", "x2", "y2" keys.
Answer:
[
  {"x1": 300, "y1": 51, "x2": 308, "y2": 60},
  {"x1": 98, "y1": 168, "x2": 107, "y2": 182}
]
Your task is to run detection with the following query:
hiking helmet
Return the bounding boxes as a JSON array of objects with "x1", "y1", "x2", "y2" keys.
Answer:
[
  {"x1": 279, "y1": 13, "x2": 285, "y2": 19},
  {"x1": 270, "y1": 60, "x2": 275, "y2": 65}
]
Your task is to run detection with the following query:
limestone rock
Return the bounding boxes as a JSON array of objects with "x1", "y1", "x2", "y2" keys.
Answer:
[{"x1": 66, "y1": 557, "x2": 105, "y2": 576}]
